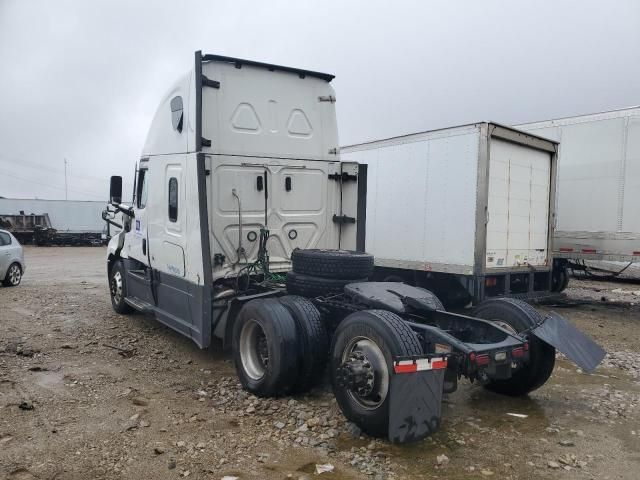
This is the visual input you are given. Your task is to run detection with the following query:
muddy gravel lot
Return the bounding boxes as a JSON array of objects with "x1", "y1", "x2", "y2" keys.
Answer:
[{"x1": 1, "y1": 247, "x2": 640, "y2": 479}]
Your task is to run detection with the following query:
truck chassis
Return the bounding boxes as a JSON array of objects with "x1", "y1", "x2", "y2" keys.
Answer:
[{"x1": 108, "y1": 244, "x2": 605, "y2": 443}]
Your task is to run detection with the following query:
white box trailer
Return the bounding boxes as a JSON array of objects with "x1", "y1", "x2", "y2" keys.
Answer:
[
  {"x1": 341, "y1": 123, "x2": 558, "y2": 304},
  {"x1": 515, "y1": 106, "x2": 640, "y2": 264}
]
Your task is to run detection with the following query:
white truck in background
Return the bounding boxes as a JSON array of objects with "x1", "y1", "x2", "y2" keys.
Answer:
[
  {"x1": 101, "y1": 52, "x2": 604, "y2": 442},
  {"x1": 516, "y1": 106, "x2": 640, "y2": 275},
  {"x1": 341, "y1": 123, "x2": 560, "y2": 305}
]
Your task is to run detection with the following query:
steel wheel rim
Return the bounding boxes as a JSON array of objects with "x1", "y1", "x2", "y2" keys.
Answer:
[
  {"x1": 342, "y1": 336, "x2": 389, "y2": 409},
  {"x1": 8, "y1": 265, "x2": 21, "y2": 285},
  {"x1": 239, "y1": 319, "x2": 269, "y2": 381},
  {"x1": 491, "y1": 319, "x2": 518, "y2": 335},
  {"x1": 111, "y1": 270, "x2": 123, "y2": 304}
]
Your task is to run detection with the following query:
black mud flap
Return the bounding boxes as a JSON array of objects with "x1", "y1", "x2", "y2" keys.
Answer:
[
  {"x1": 530, "y1": 312, "x2": 606, "y2": 373},
  {"x1": 388, "y1": 356, "x2": 446, "y2": 443}
]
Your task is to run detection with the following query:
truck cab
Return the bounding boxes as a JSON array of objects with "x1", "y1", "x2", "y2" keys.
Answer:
[{"x1": 105, "y1": 52, "x2": 363, "y2": 348}]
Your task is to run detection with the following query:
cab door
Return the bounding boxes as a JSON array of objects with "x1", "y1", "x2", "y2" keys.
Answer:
[
  {"x1": 128, "y1": 166, "x2": 151, "y2": 265},
  {"x1": 124, "y1": 165, "x2": 154, "y2": 304}
]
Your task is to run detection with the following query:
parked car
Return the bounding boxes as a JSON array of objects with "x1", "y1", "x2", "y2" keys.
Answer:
[{"x1": 0, "y1": 229, "x2": 25, "y2": 287}]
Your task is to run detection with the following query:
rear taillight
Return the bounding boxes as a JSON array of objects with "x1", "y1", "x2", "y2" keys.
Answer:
[
  {"x1": 523, "y1": 342, "x2": 529, "y2": 351},
  {"x1": 475, "y1": 354, "x2": 490, "y2": 366},
  {"x1": 511, "y1": 347, "x2": 525, "y2": 358}
]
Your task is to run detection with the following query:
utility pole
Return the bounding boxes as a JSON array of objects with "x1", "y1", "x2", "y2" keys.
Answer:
[{"x1": 64, "y1": 158, "x2": 68, "y2": 200}]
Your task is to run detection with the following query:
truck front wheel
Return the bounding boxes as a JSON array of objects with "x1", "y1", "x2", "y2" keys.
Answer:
[
  {"x1": 109, "y1": 261, "x2": 134, "y2": 314},
  {"x1": 330, "y1": 310, "x2": 422, "y2": 437},
  {"x1": 471, "y1": 298, "x2": 555, "y2": 396}
]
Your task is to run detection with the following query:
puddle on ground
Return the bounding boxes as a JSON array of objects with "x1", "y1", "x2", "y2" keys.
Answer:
[{"x1": 33, "y1": 370, "x2": 65, "y2": 391}]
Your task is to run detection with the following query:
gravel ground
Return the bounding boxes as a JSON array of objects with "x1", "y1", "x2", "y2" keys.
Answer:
[{"x1": 1, "y1": 247, "x2": 639, "y2": 479}]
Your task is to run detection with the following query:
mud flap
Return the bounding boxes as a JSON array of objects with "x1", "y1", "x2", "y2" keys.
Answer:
[
  {"x1": 530, "y1": 312, "x2": 606, "y2": 373},
  {"x1": 388, "y1": 357, "x2": 446, "y2": 443}
]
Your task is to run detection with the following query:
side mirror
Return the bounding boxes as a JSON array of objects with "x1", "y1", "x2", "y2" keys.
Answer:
[{"x1": 110, "y1": 176, "x2": 123, "y2": 204}]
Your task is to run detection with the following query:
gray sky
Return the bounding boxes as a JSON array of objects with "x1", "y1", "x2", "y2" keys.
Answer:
[{"x1": 1, "y1": 0, "x2": 639, "y2": 201}]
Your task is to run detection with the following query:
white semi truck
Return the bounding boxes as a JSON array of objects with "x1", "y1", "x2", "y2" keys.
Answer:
[
  {"x1": 103, "y1": 52, "x2": 604, "y2": 443},
  {"x1": 516, "y1": 106, "x2": 640, "y2": 275},
  {"x1": 341, "y1": 123, "x2": 562, "y2": 305}
]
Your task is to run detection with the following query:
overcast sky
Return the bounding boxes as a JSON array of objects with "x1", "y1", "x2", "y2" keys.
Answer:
[{"x1": 1, "y1": 0, "x2": 639, "y2": 201}]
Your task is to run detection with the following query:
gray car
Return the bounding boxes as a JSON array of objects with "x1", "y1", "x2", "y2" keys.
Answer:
[{"x1": 0, "y1": 229, "x2": 25, "y2": 287}]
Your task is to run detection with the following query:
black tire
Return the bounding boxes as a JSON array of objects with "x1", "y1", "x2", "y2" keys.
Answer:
[
  {"x1": 292, "y1": 249, "x2": 374, "y2": 279},
  {"x1": 551, "y1": 268, "x2": 569, "y2": 293},
  {"x1": 232, "y1": 299, "x2": 299, "y2": 397},
  {"x1": 2, "y1": 262, "x2": 22, "y2": 287},
  {"x1": 286, "y1": 271, "x2": 366, "y2": 298},
  {"x1": 416, "y1": 287, "x2": 445, "y2": 311},
  {"x1": 560, "y1": 269, "x2": 570, "y2": 291},
  {"x1": 109, "y1": 261, "x2": 134, "y2": 314},
  {"x1": 278, "y1": 295, "x2": 329, "y2": 393},
  {"x1": 330, "y1": 309, "x2": 422, "y2": 437},
  {"x1": 471, "y1": 298, "x2": 555, "y2": 396}
]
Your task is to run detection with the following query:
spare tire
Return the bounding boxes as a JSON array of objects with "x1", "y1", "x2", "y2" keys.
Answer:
[
  {"x1": 292, "y1": 249, "x2": 374, "y2": 279},
  {"x1": 278, "y1": 295, "x2": 329, "y2": 393},
  {"x1": 286, "y1": 271, "x2": 366, "y2": 298}
]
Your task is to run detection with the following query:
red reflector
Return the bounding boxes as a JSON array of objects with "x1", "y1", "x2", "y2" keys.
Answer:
[
  {"x1": 512, "y1": 347, "x2": 524, "y2": 358},
  {"x1": 393, "y1": 357, "x2": 448, "y2": 374},
  {"x1": 393, "y1": 363, "x2": 417, "y2": 374},
  {"x1": 431, "y1": 359, "x2": 448, "y2": 370},
  {"x1": 476, "y1": 354, "x2": 490, "y2": 366},
  {"x1": 559, "y1": 247, "x2": 573, "y2": 252},
  {"x1": 485, "y1": 277, "x2": 497, "y2": 287},
  {"x1": 524, "y1": 341, "x2": 529, "y2": 351},
  {"x1": 582, "y1": 248, "x2": 596, "y2": 253}
]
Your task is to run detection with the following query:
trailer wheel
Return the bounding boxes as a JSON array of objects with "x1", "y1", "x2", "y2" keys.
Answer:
[
  {"x1": 279, "y1": 295, "x2": 329, "y2": 393},
  {"x1": 232, "y1": 299, "x2": 299, "y2": 397},
  {"x1": 286, "y1": 271, "x2": 366, "y2": 298},
  {"x1": 330, "y1": 309, "x2": 422, "y2": 437},
  {"x1": 292, "y1": 249, "x2": 374, "y2": 279},
  {"x1": 471, "y1": 298, "x2": 555, "y2": 396},
  {"x1": 551, "y1": 267, "x2": 570, "y2": 293},
  {"x1": 109, "y1": 261, "x2": 134, "y2": 314}
]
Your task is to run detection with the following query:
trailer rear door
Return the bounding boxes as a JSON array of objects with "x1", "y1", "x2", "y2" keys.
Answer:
[{"x1": 485, "y1": 138, "x2": 552, "y2": 269}]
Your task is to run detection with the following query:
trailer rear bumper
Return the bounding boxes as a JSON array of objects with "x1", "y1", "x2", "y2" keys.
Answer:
[{"x1": 473, "y1": 270, "x2": 553, "y2": 302}]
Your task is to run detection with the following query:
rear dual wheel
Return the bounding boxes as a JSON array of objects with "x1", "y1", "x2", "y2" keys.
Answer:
[
  {"x1": 471, "y1": 298, "x2": 555, "y2": 396},
  {"x1": 233, "y1": 299, "x2": 299, "y2": 397},
  {"x1": 233, "y1": 297, "x2": 328, "y2": 396},
  {"x1": 330, "y1": 310, "x2": 422, "y2": 437}
]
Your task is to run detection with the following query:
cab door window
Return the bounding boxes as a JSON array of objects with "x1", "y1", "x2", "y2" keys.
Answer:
[
  {"x1": 168, "y1": 177, "x2": 178, "y2": 222},
  {"x1": 137, "y1": 169, "x2": 149, "y2": 209}
]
